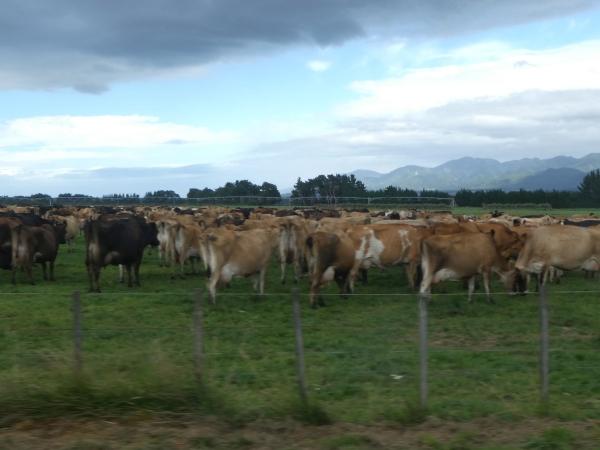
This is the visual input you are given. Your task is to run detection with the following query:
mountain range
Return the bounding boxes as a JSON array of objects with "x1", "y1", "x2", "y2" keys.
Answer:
[{"x1": 351, "y1": 154, "x2": 600, "y2": 192}]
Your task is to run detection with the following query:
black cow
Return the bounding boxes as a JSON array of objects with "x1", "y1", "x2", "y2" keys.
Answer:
[
  {"x1": 84, "y1": 215, "x2": 158, "y2": 292},
  {"x1": 0, "y1": 212, "x2": 66, "y2": 244},
  {"x1": 0, "y1": 218, "x2": 17, "y2": 272},
  {"x1": 563, "y1": 219, "x2": 600, "y2": 228}
]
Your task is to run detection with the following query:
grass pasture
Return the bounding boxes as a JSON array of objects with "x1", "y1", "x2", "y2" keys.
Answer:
[{"x1": 1, "y1": 219, "x2": 600, "y2": 448}]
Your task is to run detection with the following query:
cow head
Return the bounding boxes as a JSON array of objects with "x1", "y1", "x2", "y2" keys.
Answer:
[
  {"x1": 50, "y1": 220, "x2": 67, "y2": 244},
  {"x1": 143, "y1": 222, "x2": 160, "y2": 247}
]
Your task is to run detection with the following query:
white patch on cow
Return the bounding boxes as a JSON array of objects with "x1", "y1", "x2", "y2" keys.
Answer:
[
  {"x1": 581, "y1": 257, "x2": 600, "y2": 272},
  {"x1": 88, "y1": 242, "x2": 100, "y2": 260},
  {"x1": 528, "y1": 261, "x2": 546, "y2": 274},
  {"x1": 433, "y1": 268, "x2": 459, "y2": 283},
  {"x1": 398, "y1": 229, "x2": 410, "y2": 250},
  {"x1": 321, "y1": 266, "x2": 335, "y2": 283},
  {"x1": 33, "y1": 252, "x2": 43, "y2": 262},
  {"x1": 207, "y1": 244, "x2": 217, "y2": 273},
  {"x1": 104, "y1": 251, "x2": 120, "y2": 265},
  {"x1": 220, "y1": 262, "x2": 238, "y2": 283},
  {"x1": 365, "y1": 233, "x2": 384, "y2": 266}
]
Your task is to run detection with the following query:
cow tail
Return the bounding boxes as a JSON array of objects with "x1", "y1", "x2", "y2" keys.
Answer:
[{"x1": 306, "y1": 235, "x2": 313, "y2": 250}]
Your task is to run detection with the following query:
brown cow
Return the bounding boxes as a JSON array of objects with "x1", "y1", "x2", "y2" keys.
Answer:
[
  {"x1": 346, "y1": 223, "x2": 433, "y2": 290},
  {"x1": 206, "y1": 228, "x2": 279, "y2": 303},
  {"x1": 515, "y1": 225, "x2": 600, "y2": 284},
  {"x1": 420, "y1": 232, "x2": 515, "y2": 303},
  {"x1": 278, "y1": 216, "x2": 316, "y2": 284},
  {"x1": 305, "y1": 230, "x2": 357, "y2": 308}
]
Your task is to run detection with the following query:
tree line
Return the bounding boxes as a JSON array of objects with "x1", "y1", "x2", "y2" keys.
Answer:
[{"x1": 3, "y1": 169, "x2": 600, "y2": 207}]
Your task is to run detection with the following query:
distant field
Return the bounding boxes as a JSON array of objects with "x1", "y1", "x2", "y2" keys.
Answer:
[
  {"x1": 453, "y1": 206, "x2": 600, "y2": 217},
  {"x1": 1, "y1": 233, "x2": 600, "y2": 448}
]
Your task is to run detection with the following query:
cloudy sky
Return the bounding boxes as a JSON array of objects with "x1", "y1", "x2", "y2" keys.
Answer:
[{"x1": 2, "y1": 0, "x2": 600, "y2": 195}]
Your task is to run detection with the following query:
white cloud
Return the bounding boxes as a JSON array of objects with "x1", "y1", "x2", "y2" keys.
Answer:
[
  {"x1": 307, "y1": 60, "x2": 332, "y2": 72},
  {"x1": 0, "y1": 115, "x2": 237, "y2": 151},
  {"x1": 341, "y1": 40, "x2": 600, "y2": 118}
]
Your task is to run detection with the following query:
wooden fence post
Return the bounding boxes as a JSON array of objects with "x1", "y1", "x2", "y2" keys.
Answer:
[
  {"x1": 193, "y1": 288, "x2": 205, "y2": 384},
  {"x1": 539, "y1": 284, "x2": 550, "y2": 406},
  {"x1": 72, "y1": 291, "x2": 83, "y2": 376},
  {"x1": 292, "y1": 288, "x2": 308, "y2": 404},
  {"x1": 419, "y1": 293, "x2": 429, "y2": 409}
]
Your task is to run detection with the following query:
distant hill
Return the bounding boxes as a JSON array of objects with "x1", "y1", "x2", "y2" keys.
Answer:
[
  {"x1": 504, "y1": 168, "x2": 585, "y2": 191},
  {"x1": 351, "y1": 153, "x2": 600, "y2": 191}
]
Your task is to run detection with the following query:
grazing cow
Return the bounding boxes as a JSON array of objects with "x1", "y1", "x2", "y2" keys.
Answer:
[
  {"x1": 515, "y1": 225, "x2": 600, "y2": 285},
  {"x1": 420, "y1": 232, "x2": 515, "y2": 303},
  {"x1": 171, "y1": 221, "x2": 206, "y2": 277},
  {"x1": 347, "y1": 223, "x2": 433, "y2": 290},
  {"x1": 10, "y1": 224, "x2": 36, "y2": 284},
  {"x1": 155, "y1": 219, "x2": 178, "y2": 267},
  {"x1": 206, "y1": 228, "x2": 279, "y2": 303},
  {"x1": 84, "y1": 216, "x2": 158, "y2": 292},
  {"x1": 11, "y1": 224, "x2": 60, "y2": 284},
  {"x1": 305, "y1": 230, "x2": 359, "y2": 308},
  {"x1": 474, "y1": 222, "x2": 524, "y2": 259},
  {"x1": 57, "y1": 215, "x2": 80, "y2": 251},
  {"x1": 278, "y1": 216, "x2": 315, "y2": 284},
  {"x1": 0, "y1": 217, "x2": 20, "y2": 272}
]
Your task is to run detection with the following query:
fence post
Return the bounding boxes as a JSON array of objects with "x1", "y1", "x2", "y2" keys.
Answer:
[
  {"x1": 292, "y1": 288, "x2": 308, "y2": 404},
  {"x1": 72, "y1": 291, "x2": 83, "y2": 376},
  {"x1": 418, "y1": 293, "x2": 428, "y2": 410},
  {"x1": 539, "y1": 284, "x2": 549, "y2": 406},
  {"x1": 193, "y1": 288, "x2": 205, "y2": 384}
]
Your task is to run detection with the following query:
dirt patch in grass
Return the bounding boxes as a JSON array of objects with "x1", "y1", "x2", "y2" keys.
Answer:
[{"x1": 0, "y1": 416, "x2": 598, "y2": 450}]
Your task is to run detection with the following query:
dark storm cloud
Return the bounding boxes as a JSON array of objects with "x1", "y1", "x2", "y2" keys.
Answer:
[{"x1": 0, "y1": 0, "x2": 597, "y2": 92}]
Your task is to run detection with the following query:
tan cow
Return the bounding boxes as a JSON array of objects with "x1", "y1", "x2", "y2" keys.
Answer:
[
  {"x1": 206, "y1": 228, "x2": 279, "y2": 303},
  {"x1": 346, "y1": 223, "x2": 433, "y2": 290},
  {"x1": 305, "y1": 230, "x2": 358, "y2": 308},
  {"x1": 172, "y1": 221, "x2": 206, "y2": 278},
  {"x1": 278, "y1": 216, "x2": 317, "y2": 284},
  {"x1": 420, "y1": 232, "x2": 515, "y2": 303},
  {"x1": 515, "y1": 225, "x2": 600, "y2": 284}
]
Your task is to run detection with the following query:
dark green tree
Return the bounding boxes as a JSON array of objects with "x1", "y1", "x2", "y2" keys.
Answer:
[
  {"x1": 144, "y1": 190, "x2": 180, "y2": 199},
  {"x1": 578, "y1": 169, "x2": 600, "y2": 204}
]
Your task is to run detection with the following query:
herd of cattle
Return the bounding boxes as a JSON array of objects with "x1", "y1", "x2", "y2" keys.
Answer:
[{"x1": 1, "y1": 205, "x2": 600, "y2": 306}]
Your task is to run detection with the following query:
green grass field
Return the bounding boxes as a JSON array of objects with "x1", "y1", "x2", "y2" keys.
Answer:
[{"x1": 1, "y1": 217, "x2": 600, "y2": 448}]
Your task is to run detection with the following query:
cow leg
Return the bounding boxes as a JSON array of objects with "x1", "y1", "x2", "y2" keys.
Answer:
[
  {"x1": 293, "y1": 256, "x2": 302, "y2": 284},
  {"x1": 207, "y1": 272, "x2": 219, "y2": 304},
  {"x1": 134, "y1": 262, "x2": 141, "y2": 286},
  {"x1": 280, "y1": 254, "x2": 287, "y2": 285},
  {"x1": 467, "y1": 276, "x2": 476, "y2": 303},
  {"x1": 126, "y1": 264, "x2": 133, "y2": 287},
  {"x1": 41, "y1": 262, "x2": 48, "y2": 281},
  {"x1": 93, "y1": 267, "x2": 101, "y2": 292},
  {"x1": 180, "y1": 256, "x2": 187, "y2": 278},
  {"x1": 158, "y1": 245, "x2": 165, "y2": 267},
  {"x1": 86, "y1": 263, "x2": 94, "y2": 292},
  {"x1": 259, "y1": 267, "x2": 266, "y2": 295},
  {"x1": 419, "y1": 268, "x2": 433, "y2": 299},
  {"x1": 335, "y1": 274, "x2": 348, "y2": 299},
  {"x1": 483, "y1": 270, "x2": 493, "y2": 304},
  {"x1": 359, "y1": 268, "x2": 368, "y2": 285},
  {"x1": 119, "y1": 264, "x2": 125, "y2": 283},
  {"x1": 309, "y1": 277, "x2": 320, "y2": 309},
  {"x1": 26, "y1": 264, "x2": 34, "y2": 285},
  {"x1": 406, "y1": 262, "x2": 417, "y2": 290}
]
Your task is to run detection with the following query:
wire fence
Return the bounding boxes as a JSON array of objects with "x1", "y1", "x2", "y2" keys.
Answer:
[
  {"x1": 1, "y1": 195, "x2": 456, "y2": 209},
  {"x1": 0, "y1": 286, "x2": 598, "y2": 418}
]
